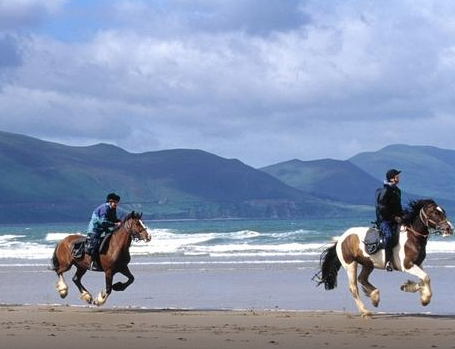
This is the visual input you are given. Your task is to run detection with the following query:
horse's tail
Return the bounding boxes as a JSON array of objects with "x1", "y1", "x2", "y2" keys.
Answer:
[
  {"x1": 313, "y1": 243, "x2": 341, "y2": 290},
  {"x1": 49, "y1": 244, "x2": 60, "y2": 272}
]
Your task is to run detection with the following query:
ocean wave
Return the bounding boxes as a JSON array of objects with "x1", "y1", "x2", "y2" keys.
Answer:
[
  {"x1": 0, "y1": 235, "x2": 26, "y2": 244},
  {"x1": 45, "y1": 232, "x2": 84, "y2": 241},
  {"x1": 2, "y1": 228, "x2": 455, "y2": 261}
]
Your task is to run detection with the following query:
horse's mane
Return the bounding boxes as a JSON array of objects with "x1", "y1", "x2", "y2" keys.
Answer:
[
  {"x1": 122, "y1": 211, "x2": 142, "y2": 223},
  {"x1": 402, "y1": 199, "x2": 436, "y2": 225}
]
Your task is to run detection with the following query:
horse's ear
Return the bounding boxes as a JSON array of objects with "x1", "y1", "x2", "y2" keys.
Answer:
[
  {"x1": 131, "y1": 210, "x2": 135, "y2": 218},
  {"x1": 139, "y1": 212, "x2": 143, "y2": 219}
]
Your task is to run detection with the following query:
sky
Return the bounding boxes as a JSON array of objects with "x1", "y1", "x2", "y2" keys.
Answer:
[{"x1": 1, "y1": 0, "x2": 455, "y2": 167}]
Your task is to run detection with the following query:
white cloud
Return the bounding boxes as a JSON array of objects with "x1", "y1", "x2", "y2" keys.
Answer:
[{"x1": 1, "y1": 0, "x2": 455, "y2": 166}]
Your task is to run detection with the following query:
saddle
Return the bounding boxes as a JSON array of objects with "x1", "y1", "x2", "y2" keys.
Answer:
[
  {"x1": 71, "y1": 233, "x2": 112, "y2": 259},
  {"x1": 363, "y1": 225, "x2": 401, "y2": 255},
  {"x1": 363, "y1": 226, "x2": 384, "y2": 255}
]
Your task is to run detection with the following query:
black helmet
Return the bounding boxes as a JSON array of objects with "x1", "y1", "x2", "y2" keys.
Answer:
[
  {"x1": 386, "y1": 169, "x2": 401, "y2": 181},
  {"x1": 106, "y1": 192, "x2": 121, "y2": 202}
]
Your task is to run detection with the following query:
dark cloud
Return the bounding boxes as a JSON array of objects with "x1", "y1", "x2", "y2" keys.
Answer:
[
  {"x1": 0, "y1": 34, "x2": 22, "y2": 69},
  {"x1": 188, "y1": 0, "x2": 310, "y2": 36},
  {"x1": 110, "y1": 0, "x2": 310, "y2": 37},
  {"x1": 0, "y1": 1, "x2": 52, "y2": 30},
  {"x1": 1, "y1": 0, "x2": 455, "y2": 166}
]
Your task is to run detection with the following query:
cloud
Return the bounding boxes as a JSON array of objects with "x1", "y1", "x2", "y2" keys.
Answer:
[
  {"x1": 0, "y1": 34, "x2": 22, "y2": 69},
  {"x1": 1, "y1": 0, "x2": 455, "y2": 166},
  {"x1": 0, "y1": 0, "x2": 65, "y2": 30},
  {"x1": 111, "y1": 0, "x2": 309, "y2": 37}
]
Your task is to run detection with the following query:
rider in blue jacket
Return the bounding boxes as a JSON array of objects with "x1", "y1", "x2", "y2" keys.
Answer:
[{"x1": 86, "y1": 193, "x2": 122, "y2": 270}]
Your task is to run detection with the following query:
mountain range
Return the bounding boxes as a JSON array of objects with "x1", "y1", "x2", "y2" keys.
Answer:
[{"x1": 0, "y1": 130, "x2": 454, "y2": 223}]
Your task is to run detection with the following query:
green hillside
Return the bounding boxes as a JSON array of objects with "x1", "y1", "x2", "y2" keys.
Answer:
[
  {"x1": 350, "y1": 144, "x2": 455, "y2": 201},
  {"x1": 261, "y1": 158, "x2": 381, "y2": 205},
  {"x1": 0, "y1": 131, "x2": 358, "y2": 223}
]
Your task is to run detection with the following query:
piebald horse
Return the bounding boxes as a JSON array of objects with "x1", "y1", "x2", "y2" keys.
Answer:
[
  {"x1": 315, "y1": 199, "x2": 453, "y2": 317},
  {"x1": 50, "y1": 211, "x2": 151, "y2": 306}
]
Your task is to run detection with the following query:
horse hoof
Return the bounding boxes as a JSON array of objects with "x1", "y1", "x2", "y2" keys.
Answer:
[
  {"x1": 58, "y1": 290, "x2": 68, "y2": 299},
  {"x1": 94, "y1": 291, "x2": 107, "y2": 306},
  {"x1": 361, "y1": 312, "x2": 372, "y2": 319},
  {"x1": 80, "y1": 291, "x2": 93, "y2": 304},
  {"x1": 370, "y1": 290, "x2": 380, "y2": 307},
  {"x1": 421, "y1": 299, "x2": 431, "y2": 307},
  {"x1": 112, "y1": 282, "x2": 125, "y2": 291}
]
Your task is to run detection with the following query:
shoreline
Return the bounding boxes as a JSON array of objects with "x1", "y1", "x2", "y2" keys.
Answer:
[
  {"x1": 2, "y1": 305, "x2": 455, "y2": 349},
  {"x1": 3, "y1": 259, "x2": 455, "y2": 315}
]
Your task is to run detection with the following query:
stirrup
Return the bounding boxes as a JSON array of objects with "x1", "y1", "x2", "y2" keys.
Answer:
[
  {"x1": 385, "y1": 261, "x2": 393, "y2": 272},
  {"x1": 89, "y1": 260, "x2": 102, "y2": 271}
]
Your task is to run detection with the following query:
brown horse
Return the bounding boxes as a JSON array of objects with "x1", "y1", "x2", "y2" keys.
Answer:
[
  {"x1": 315, "y1": 199, "x2": 453, "y2": 317},
  {"x1": 50, "y1": 211, "x2": 151, "y2": 306}
]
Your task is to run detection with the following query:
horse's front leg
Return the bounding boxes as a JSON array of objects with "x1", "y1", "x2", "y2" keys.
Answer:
[
  {"x1": 94, "y1": 270, "x2": 114, "y2": 306},
  {"x1": 112, "y1": 266, "x2": 135, "y2": 291},
  {"x1": 401, "y1": 264, "x2": 431, "y2": 306}
]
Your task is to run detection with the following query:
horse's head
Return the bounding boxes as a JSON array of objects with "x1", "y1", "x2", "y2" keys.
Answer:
[
  {"x1": 124, "y1": 211, "x2": 151, "y2": 242},
  {"x1": 420, "y1": 201, "x2": 453, "y2": 237}
]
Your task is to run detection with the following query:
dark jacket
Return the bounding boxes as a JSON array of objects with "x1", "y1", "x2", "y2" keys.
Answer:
[{"x1": 375, "y1": 182, "x2": 403, "y2": 223}]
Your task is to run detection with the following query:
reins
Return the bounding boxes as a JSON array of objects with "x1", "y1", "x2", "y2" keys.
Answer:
[{"x1": 406, "y1": 206, "x2": 448, "y2": 239}]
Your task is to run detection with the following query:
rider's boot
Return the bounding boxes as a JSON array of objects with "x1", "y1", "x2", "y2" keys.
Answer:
[
  {"x1": 385, "y1": 247, "x2": 393, "y2": 272},
  {"x1": 89, "y1": 253, "x2": 102, "y2": 271}
]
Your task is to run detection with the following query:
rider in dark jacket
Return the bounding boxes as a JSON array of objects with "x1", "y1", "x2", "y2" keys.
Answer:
[
  {"x1": 375, "y1": 169, "x2": 403, "y2": 272},
  {"x1": 86, "y1": 193, "x2": 122, "y2": 270}
]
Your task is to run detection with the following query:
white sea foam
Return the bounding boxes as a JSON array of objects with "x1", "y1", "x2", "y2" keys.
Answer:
[
  {"x1": 45, "y1": 232, "x2": 83, "y2": 241},
  {"x1": 2, "y1": 229, "x2": 455, "y2": 261},
  {"x1": 426, "y1": 240, "x2": 455, "y2": 253}
]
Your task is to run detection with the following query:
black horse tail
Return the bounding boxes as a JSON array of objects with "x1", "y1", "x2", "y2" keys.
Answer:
[
  {"x1": 49, "y1": 245, "x2": 59, "y2": 272},
  {"x1": 313, "y1": 243, "x2": 341, "y2": 290}
]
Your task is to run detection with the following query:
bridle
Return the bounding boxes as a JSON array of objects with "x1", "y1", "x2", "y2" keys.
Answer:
[
  {"x1": 124, "y1": 218, "x2": 149, "y2": 241},
  {"x1": 407, "y1": 206, "x2": 449, "y2": 239}
]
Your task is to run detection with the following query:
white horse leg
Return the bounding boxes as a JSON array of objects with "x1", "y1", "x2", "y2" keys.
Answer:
[
  {"x1": 346, "y1": 262, "x2": 371, "y2": 318},
  {"x1": 80, "y1": 290, "x2": 93, "y2": 304},
  {"x1": 93, "y1": 290, "x2": 108, "y2": 306},
  {"x1": 93, "y1": 271, "x2": 113, "y2": 307},
  {"x1": 401, "y1": 265, "x2": 432, "y2": 306},
  {"x1": 55, "y1": 274, "x2": 68, "y2": 299}
]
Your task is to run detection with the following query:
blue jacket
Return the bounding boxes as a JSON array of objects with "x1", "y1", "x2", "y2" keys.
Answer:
[{"x1": 87, "y1": 203, "x2": 120, "y2": 236}]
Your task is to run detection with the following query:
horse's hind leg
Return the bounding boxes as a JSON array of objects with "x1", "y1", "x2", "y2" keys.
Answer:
[
  {"x1": 55, "y1": 274, "x2": 69, "y2": 298},
  {"x1": 346, "y1": 262, "x2": 371, "y2": 318},
  {"x1": 53, "y1": 245, "x2": 72, "y2": 299},
  {"x1": 358, "y1": 262, "x2": 380, "y2": 307},
  {"x1": 72, "y1": 267, "x2": 93, "y2": 304}
]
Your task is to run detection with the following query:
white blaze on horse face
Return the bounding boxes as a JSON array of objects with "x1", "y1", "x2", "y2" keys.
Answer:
[
  {"x1": 139, "y1": 220, "x2": 151, "y2": 241},
  {"x1": 436, "y1": 206, "x2": 444, "y2": 213}
]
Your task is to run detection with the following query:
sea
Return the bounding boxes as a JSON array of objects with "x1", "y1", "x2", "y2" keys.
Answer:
[{"x1": 2, "y1": 217, "x2": 455, "y2": 314}]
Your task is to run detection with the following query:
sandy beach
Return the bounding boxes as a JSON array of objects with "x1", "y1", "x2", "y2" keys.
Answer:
[{"x1": 1, "y1": 305, "x2": 455, "y2": 349}]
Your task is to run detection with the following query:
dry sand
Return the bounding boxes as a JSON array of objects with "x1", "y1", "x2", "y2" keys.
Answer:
[{"x1": 1, "y1": 306, "x2": 455, "y2": 349}]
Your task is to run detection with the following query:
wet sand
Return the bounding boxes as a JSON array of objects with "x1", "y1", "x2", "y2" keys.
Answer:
[{"x1": 1, "y1": 305, "x2": 455, "y2": 349}]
